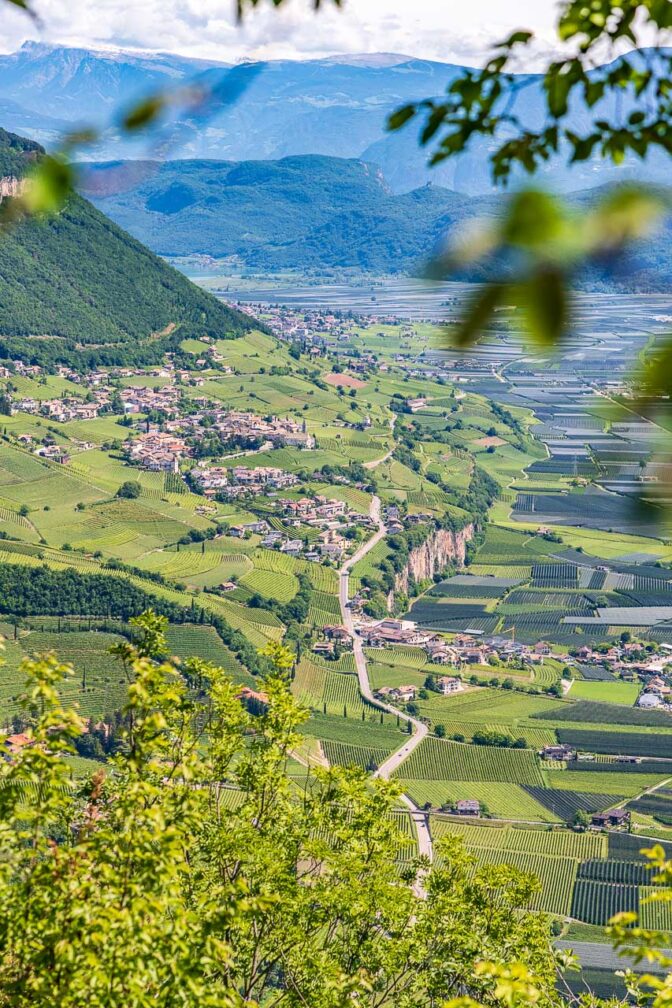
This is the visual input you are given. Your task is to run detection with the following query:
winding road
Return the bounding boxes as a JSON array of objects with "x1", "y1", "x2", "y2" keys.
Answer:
[{"x1": 338, "y1": 495, "x2": 434, "y2": 870}]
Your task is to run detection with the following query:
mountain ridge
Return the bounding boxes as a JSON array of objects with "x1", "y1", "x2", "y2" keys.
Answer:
[
  {"x1": 77, "y1": 152, "x2": 672, "y2": 291},
  {"x1": 2, "y1": 41, "x2": 670, "y2": 195},
  {"x1": 0, "y1": 128, "x2": 257, "y2": 367}
]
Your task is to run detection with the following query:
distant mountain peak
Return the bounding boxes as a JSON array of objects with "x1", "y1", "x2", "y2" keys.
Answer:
[{"x1": 319, "y1": 53, "x2": 414, "y2": 68}]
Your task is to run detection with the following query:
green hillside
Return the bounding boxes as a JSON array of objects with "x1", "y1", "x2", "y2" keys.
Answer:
[
  {"x1": 80, "y1": 154, "x2": 480, "y2": 271},
  {"x1": 0, "y1": 129, "x2": 256, "y2": 367},
  {"x1": 80, "y1": 154, "x2": 672, "y2": 291}
]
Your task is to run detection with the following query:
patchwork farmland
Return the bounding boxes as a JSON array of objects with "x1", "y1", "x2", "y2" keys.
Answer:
[{"x1": 3, "y1": 287, "x2": 672, "y2": 955}]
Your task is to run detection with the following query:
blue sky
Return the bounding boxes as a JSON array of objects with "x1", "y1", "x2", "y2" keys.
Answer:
[{"x1": 5, "y1": 0, "x2": 561, "y2": 65}]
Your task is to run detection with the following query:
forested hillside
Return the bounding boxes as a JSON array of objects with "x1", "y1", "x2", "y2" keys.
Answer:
[
  {"x1": 80, "y1": 155, "x2": 672, "y2": 291},
  {"x1": 80, "y1": 154, "x2": 487, "y2": 269},
  {"x1": 0, "y1": 129, "x2": 256, "y2": 367}
]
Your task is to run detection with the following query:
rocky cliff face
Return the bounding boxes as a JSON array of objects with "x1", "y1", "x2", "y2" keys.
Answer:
[{"x1": 393, "y1": 524, "x2": 474, "y2": 597}]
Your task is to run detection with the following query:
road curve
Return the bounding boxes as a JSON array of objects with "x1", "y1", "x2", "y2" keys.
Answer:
[{"x1": 338, "y1": 495, "x2": 434, "y2": 869}]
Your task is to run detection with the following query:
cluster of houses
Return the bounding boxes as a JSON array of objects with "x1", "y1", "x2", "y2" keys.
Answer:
[
  {"x1": 192, "y1": 464, "x2": 299, "y2": 497},
  {"x1": 570, "y1": 643, "x2": 672, "y2": 713},
  {"x1": 125, "y1": 431, "x2": 188, "y2": 472},
  {"x1": 9, "y1": 378, "x2": 182, "y2": 424},
  {"x1": 277, "y1": 495, "x2": 373, "y2": 544},
  {"x1": 572, "y1": 641, "x2": 672, "y2": 678},
  {"x1": 33, "y1": 443, "x2": 71, "y2": 464},
  {"x1": 214, "y1": 522, "x2": 350, "y2": 563},
  {"x1": 120, "y1": 385, "x2": 181, "y2": 416},
  {"x1": 241, "y1": 304, "x2": 355, "y2": 345},
  {"x1": 248, "y1": 302, "x2": 428, "y2": 360},
  {"x1": 198, "y1": 410, "x2": 315, "y2": 450},
  {"x1": 14, "y1": 396, "x2": 105, "y2": 422},
  {"x1": 354, "y1": 618, "x2": 555, "y2": 669},
  {"x1": 375, "y1": 676, "x2": 462, "y2": 704},
  {"x1": 160, "y1": 408, "x2": 315, "y2": 449},
  {"x1": 637, "y1": 673, "x2": 672, "y2": 710},
  {"x1": 259, "y1": 526, "x2": 350, "y2": 561}
]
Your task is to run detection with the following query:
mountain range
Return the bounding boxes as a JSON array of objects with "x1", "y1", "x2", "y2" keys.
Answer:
[
  {"x1": 78, "y1": 154, "x2": 672, "y2": 291},
  {"x1": 77, "y1": 154, "x2": 481, "y2": 273},
  {"x1": 0, "y1": 41, "x2": 670, "y2": 292},
  {"x1": 1, "y1": 41, "x2": 670, "y2": 196},
  {"x1": 0, "y1": 129, "x2": 254, "y2": 368}
]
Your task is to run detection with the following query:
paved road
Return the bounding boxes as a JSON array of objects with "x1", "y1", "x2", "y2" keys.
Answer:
[
  {"x1": 362, "y1": 448, "x2": 394, "y2": 471},
  {"x1": 338, "y1": 495, "x2": 434, "y2": 872},
  {"x1": 362, "y1": 417, "x2": 396, "y2": 471}
]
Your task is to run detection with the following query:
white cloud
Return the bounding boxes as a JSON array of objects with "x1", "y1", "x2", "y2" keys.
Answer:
[{"x1": 3, "y1": 0, "x2": 563, "y2": 66}]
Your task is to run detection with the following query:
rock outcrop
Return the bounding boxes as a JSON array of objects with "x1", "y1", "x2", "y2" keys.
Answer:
[{"x1": 393, "y1": 524, "x2": 474, "y2": 596}]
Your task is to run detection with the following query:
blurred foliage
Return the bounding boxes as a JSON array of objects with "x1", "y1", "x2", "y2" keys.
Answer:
[
  {"x1": 0, "y1": 610, "x2": 567, "y2": 1007},
  {"x1": 440, "y1": 185, "x2": 669, "y2": 347},
  {"x1": 388, "y1": 2, "x2": 672, "y2": 184},
  {"x1": 236, "y1": 0, "x2": 341, "y2": 17},
  {"x1": 386, "y1": 1, "x2": 672, "y2": 349}
]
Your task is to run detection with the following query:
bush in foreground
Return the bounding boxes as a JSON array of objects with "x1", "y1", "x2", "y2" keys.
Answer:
[{"x1": 0, "y1": 612, "x2": 664, "y2": 1007}]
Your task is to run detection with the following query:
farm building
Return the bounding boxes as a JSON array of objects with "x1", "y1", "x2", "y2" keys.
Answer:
[
  {"x1": 3, "y1": 732, "x2": 34, "y2": 757},
  {"x1": 638, "y1": 692, "x2": 663, "y2": 708},
  {"x1": 324, "y1": 625, "x2": 351, "y2": 642},
  {"x1": 454, "y1": 800, "x2": 481, "y2": 817},
  {"x1": 376, "y1": 685, "x2": 417, "y2": 703},
  {"x1": 590, "y1": 809, "x2": 630, "y2": 831},
  {"x1": 436, "y1": 676, "x2": 461, "y2": 695},
  {"x1": 540, "y1": 744, "x2": 576, "y2": 761}
]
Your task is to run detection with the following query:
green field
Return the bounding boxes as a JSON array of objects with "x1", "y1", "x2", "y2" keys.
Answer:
[
  {"x1": 3, "y1": 297, "x2": 672, "y2": 920},
  {"x1": 569, "y1": 681, "x2": 641, "y2": 706},
  {"x1": 430, "y1": 820, "x2": 608, "y2": 858},
  {"x1": 395, "y1": 738, "x2": 545, "y2": 785},
  {"x1": 0, "y1": 628, "x2": 128, "y2": 719}
]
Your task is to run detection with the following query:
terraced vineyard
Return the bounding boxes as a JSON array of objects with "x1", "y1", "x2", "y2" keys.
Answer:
[
  {"x1": 404, "y1": 781, "x2": 559, "y2": 821},
  {"x1": 239, "y1": 567, "x2": 299, "y2": 602},
  {"x1": 292, "y1": 657, "x2": 371, "y2": 718},
  {"x1": 523, "y1": 787, "x2": 621, "y2": 819},
  {"x1": 469, "y1": 847, "x2": 579, "y2": 914},
  {"x1": 570, "y1": 880, "x2": 640, "y2": 925},
  {"x1": 429, "y1": 818, "x2": 672, "y2": 926},
  {"x1": 431, "y1": 821, "x2": 607, "y2": 858},
  {"x1": 9, "y1": 629, "x2": 128, "y2": 717},
  {"x1": 163, "y1": 624, "x2": 252, "y2": 682},
  {"x1": 557, "y1": 730, "x2": 672, "y2": 759},
  {"x1": 321, "y1": 741, "x2": 392, "y2": 770},
  {"x1": 639, "y1": 889, "x2": 672, "y2": 930},
  {"x1": 577, "y1": 859, "x2": 660, "y2": 885},
  {"x1": 535, "y1": 700, "x2": 672, "y2": 727},
  {"x1": 395, "y1": 738, "x2": 545, "y2": 785}
]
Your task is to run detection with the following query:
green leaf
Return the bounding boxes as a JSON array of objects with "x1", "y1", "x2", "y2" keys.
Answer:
[
  {"x1": 420, "y1": 107, "x2": 447, "y2": 145},
  {"x1": 502, "y1": 189, "x2": 565, "y2": 249},
  {"x1": 521, "y1": 266, "x2": 569, "y2": 346},
  {"x1": 496, "y1": 30, "x2": 533, "y2": 47},
  {"x1": 451, "y1": 284, "x2": 504, "y2": 347},
  {"x1": 386, "y1": 105, "x2": 416, "y2": 132},
  {"x1": 587, "y1": 185, "x2": 668, "y2": 250},
  {"x1": 23, "y1": 156, "x2": 74, "y2": 215},
  {"x1": 121, "y1": 95, "x2": 166, "y2": 132},
  {"x1": 546, "y1": 72, "x2": 572, "y2": 118}
]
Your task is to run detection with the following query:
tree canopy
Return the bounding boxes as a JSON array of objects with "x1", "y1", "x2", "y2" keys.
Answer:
[{"x1": 0, "y1": 611, "x2": 564, "y2": 1008}]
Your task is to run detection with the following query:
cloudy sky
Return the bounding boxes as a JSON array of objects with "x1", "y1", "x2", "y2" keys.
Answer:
[{"x1": 4, "y1": 0, "x2": 563, "y2": 65}]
